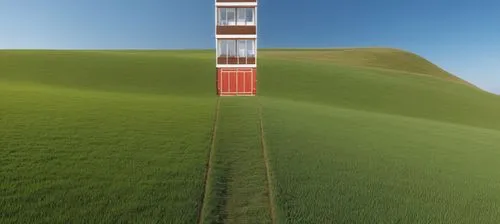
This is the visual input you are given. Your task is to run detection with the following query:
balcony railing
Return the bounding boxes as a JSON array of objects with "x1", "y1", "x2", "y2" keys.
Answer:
[{"x1": 217, "y1": 57, "x2": 256, "y2": 65}]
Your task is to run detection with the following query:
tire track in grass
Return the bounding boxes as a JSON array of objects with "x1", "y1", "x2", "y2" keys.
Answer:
[
  {"x1": 197, "y1": 97, "x2": 221, "y2": 224},
  {"x1": 202, "y1": 97, "x2": 272, "y2": 224},
  {"x1": 258, "y1": 99, "x2": 277, "y2": 224}
]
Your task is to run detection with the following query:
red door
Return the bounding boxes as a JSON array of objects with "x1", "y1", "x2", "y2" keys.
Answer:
[{"x1": 218, "y1": 68, "x2": 256, "y2": 96}]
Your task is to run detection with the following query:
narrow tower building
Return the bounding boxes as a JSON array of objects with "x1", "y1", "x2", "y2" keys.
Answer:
[{"x1": 215, "y1": 0, "x2": 257, "y2": 96}]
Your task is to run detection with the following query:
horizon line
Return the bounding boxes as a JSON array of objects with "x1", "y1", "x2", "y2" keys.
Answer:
[{"x1": 0, "y1": 46, "x2": 402, "y2": 51}]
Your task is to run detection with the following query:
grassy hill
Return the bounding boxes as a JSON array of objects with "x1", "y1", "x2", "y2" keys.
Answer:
[
  {"x1": 0, "y1": 51, "x2": 217, "y2": 223},
  {"x1": 261, "y1": 48, "x2": 472, "y2": 86},
  {"x1": 1, "y1": 49, "x2": 500, "y2": 223}
]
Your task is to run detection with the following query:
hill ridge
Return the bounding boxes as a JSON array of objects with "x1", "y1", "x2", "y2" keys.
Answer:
[{"x1": 260, "y1": 47, "x2": 474, "y2": 87}]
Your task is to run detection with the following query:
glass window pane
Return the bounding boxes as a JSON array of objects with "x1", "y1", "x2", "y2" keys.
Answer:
[
  {"x1": 237, "y1": 8, "x2": 246, "y2": 25},
  {"x1": 218, "y1": 8, "x2": 227, "y2": 25},
  {"x1": 247, "y1": 40, "x2": 255, "y2": 57},
  {"x1": 238, "y1": 40, "x2": 246, "y2": 57},
  {"x1": 219, "y1": 40, "x2": 227, "y2": 56},
  {"x1": 227, "y1": 40, "x2": 236, "y2": 56},
  {"x1": 227, "y1": 8, "x2": 235, "y2": 25},
  {"x1": 245, "y1": 8, "x2": 254, "y2": 24}
]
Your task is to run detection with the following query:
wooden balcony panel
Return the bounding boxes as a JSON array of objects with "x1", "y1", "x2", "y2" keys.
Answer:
[
  {"x1": 217, "y1": 6, "x2": 256, "y2": 8},
  {"x1": 217, "y1": 26, "x2": 256, "y2": 35}
]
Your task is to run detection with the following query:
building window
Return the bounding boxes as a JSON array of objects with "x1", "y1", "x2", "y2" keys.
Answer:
[
  {"x1": 238, "y1": 40, "x2": 247, "y2": 57},
  {"x1": 218, "y1": 8, "x2": 227, "y2": 25},
  {"x1": 246, "y1": 40, "x2": 255, "y2": 57},
  {"x1": 218, "y1": 40, "x2": 237, "y2": 57},
  {"x1": 237, "y1": 8, "x2": 246, "y2": 25},
  {"x1": 226, "y1": 8, "x2": 236, "y2": 25},
  {"x1": 219, "y1": 40, "x2": 228, "y2": 56},
  {"x1": 218, "y1": 40, "x2": 255, "y2": 57},
  {"x1": 218, "y1": 8, "x2": 255, "y2": 26},
  {"x1": 245, "y1": 8, "x2": 254, "y2": 25},
  {"x1": 218, "y1": 39, "x2": 256, "y2": 64}
]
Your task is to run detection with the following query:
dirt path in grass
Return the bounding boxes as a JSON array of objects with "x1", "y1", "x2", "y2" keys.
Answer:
[
  {"x1": 259, "y1": 101, "x2": 277, "y2": 224},
  {"x1": 197, "y1": 97, "x2": 221, "y2": 224},
  {"x1": 199, "y1": 97, "x2": 275, "y2": 224}
]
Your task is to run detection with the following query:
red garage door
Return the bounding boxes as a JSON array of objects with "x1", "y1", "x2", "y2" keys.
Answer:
[{"x1": 217, "y1": 68, "x2": 256, "y2": 96}]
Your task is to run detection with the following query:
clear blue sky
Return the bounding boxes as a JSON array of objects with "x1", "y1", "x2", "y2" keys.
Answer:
[{"x1": 0, "y1": 0, "x2": 499, "y2": 94}]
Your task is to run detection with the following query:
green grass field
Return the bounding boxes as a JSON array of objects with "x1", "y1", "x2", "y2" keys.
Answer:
[
  {"x1": 2, "y1": 49, "x2": 500, "y2": 223},
  {"x1": 201, "y1": 97, "x2": 272, "y2": 224}
]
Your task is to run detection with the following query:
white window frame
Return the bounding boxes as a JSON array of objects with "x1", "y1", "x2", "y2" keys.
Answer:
[
  {"x1": 238, "y1": 40, "x2": 247, "y2": 64},
  {"x1": 246, "y1": 40, "x2": 256, "y2": 57},
  {"x1": 217, "y1": 39, "x2": 256, "y2": 65},
  {"x1": 237, "y1": 8, "x2": 246, "y2": 25},
  {"x1": 217, "y1": 8, "x2": 227, "y2": 26},
  {"x1": 217, "y1": 7, "x2": 255, "y2": 26},
  {"x1": 226, "y1": 8, "x2": 236, "y2": 25},
  {"x1": 245, "y1": 8, "x2": 255, "y2": 26}
]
